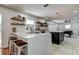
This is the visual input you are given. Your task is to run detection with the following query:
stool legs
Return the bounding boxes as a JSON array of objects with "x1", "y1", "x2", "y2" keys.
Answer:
[
  {"x1": 9, "y1": 39, "x2": 28, "y2": 55},
  {"x1": 17, "y1": 47, "x2": 21, "y2": 55}
]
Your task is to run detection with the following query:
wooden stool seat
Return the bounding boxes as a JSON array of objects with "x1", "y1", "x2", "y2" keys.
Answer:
[{"x1": 13, "y1": 40, "x2": 28, "y2": 46}]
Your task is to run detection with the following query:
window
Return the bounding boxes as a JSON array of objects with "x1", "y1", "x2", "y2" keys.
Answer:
[
  {"x1": 26, "y1": 20, "x2": 34, "y2": 25},
  {"x1": 65, "y1": 25, "x2": 71, "y2": 29}
]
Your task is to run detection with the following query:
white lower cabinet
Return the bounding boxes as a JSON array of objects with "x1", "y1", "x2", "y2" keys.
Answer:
[{"x1": 11, "y1": 33, "x2": 52, "y2": 55}]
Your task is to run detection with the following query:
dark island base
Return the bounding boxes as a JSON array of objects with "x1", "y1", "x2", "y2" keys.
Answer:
[{"x1": 50, "y1": 32, "x2": 64, "y2": 45}]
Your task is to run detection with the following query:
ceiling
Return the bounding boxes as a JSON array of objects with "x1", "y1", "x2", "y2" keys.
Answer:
[{"x1": 2, "y1": 4, "x2": 79, "y2": 20}]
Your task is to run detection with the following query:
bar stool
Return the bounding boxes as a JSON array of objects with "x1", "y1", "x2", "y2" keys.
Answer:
[
  {"x1": 12, "y1": 40, "x2": 28, "y2": 55},
  {"x1": 8, "y1": 37, "x2": 18, "y2": 54}
]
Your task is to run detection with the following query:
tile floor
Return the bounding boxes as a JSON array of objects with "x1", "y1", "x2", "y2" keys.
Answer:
[{"x1": 51, "y1": 35, "x2": 79, "y2": 55}]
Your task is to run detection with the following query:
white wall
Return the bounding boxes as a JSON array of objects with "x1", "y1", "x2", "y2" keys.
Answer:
[
  {"x1": 0, "y1": 14, "x2": 2, "y2": 48},
  {"x1": 0, "y1": 7, "x2": 41, "y2": 48},
  {"x1": 48, "y1": 19, "x2": 79, "y2": 36},
  {"x1": 71, "y1": 22, "x2": 79, "y2": 35},
  {"x1": 48, "y1": 22, "x2": 58, "y2": 31},
  {"x1": 60, "y1": 20, "x2": 79, "y2": 35}
]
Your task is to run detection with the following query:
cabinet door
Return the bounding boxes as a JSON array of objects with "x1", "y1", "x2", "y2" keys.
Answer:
[
  {"x1": 51, "y1": 33, "x2": 59, "y2": 43},
  {"x1": 59, "y1": 32, "x2": 64, "y2": 43}
]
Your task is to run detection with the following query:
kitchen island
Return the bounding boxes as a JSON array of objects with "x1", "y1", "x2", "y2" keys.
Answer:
[
  {"x1": 50, "y1": 31, "x2": 64, "y2": 44},
  {"x1": 11, "y1": 32, "x2": 52, "y2": 55}
]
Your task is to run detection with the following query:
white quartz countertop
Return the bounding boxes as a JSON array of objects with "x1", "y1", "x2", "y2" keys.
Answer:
[
  {"x1": 50, "y1": 31, "x2": 64, "y2": 32},
  {"x1": 11, "y1": 32, "x2": 50, "y2": 39}
]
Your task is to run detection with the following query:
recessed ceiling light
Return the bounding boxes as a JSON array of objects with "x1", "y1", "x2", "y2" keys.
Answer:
[{"x1": 74, "y1": 10, "x2": 78, "y2": 13}]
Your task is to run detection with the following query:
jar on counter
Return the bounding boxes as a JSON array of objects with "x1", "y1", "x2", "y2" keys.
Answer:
[{"x1": 12, "y1": 27, "x2": 16, "y2": 32}]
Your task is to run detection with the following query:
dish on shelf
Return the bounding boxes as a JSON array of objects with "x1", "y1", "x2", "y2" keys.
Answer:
[
  {"x1": 11, "y1": 15, "x2": 25, "y2": 21},
  {"x1": 11, "y1": 23, "x2": 25, "y2": 25}
]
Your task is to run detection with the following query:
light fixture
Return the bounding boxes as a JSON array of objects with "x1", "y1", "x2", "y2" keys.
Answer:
[
  {"x1": 74, "y1": 10, "x2": 78, "y2": 13},
  {"x1": 56, "y1": 12, "x2": 59, "y2": 15},
  {"x1": 59, "y1": 14, "x2": 61, "y2": 17},
  {"x1": 56, "y1": 12, "x2": 62, "y2": 18}
]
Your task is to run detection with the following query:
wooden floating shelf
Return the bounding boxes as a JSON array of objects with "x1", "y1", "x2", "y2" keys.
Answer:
[
  {"x1": 11, "y1": 18, "x2": 25, "y2": 22},
  {"x1": 36, "y1": 22, "x2": 48, "y2": 27}
]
